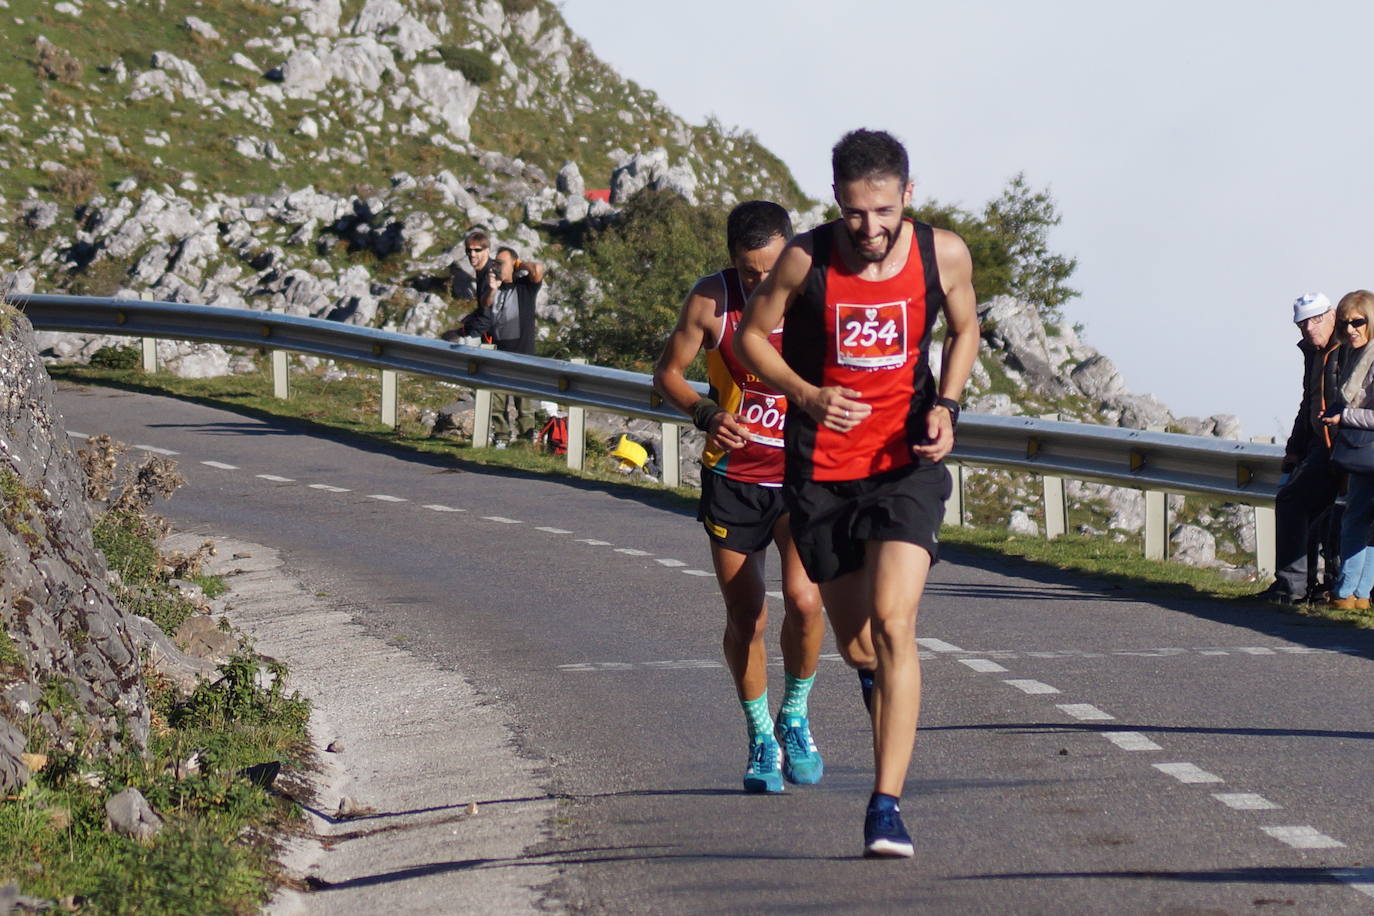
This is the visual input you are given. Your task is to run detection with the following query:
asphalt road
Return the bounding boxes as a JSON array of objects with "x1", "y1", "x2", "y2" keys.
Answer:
[{"x1": 52, "y1": 381, "x2": 1374, "y2": 915}]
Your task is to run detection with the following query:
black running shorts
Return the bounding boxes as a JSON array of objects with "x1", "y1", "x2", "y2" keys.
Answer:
[
  {"x1": 698, "y1": 469, "x2": 786, "y2": 554},
  {"x1": 785, "y1": 460, "x2": 952, "y2": 583}
]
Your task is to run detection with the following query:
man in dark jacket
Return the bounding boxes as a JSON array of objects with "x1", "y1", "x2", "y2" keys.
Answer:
[
  {"x1": 1260, "y1": 292, "x2": 1340, "y2": 603},
  {"x1": 485, "y1": 246, "x2": 545, "y2": 444}
]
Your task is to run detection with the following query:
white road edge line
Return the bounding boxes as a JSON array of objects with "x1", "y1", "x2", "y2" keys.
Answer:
[
  {"x1": 1004, "y1": 679, "x2": 1060, "y2": 695},
  {"x1": 1261, "y1": 826, "x2": 1344, "y2": 849},
  {"x1": 1330, "y1": 868, "x2": 1374, "y2": 899},
  {"x1": 1153, "y1": 762, "x2": 1222, "y2": 784},
  {"x1": 958, "y1": 658, "x2": 1008, "y2": 673},
  {"x1": 1102, "y1": 732, "x2": 1162, "y2": 752},
  {"x1": 1212, "y1": 793, "x2": 1279, "y2": 810}
]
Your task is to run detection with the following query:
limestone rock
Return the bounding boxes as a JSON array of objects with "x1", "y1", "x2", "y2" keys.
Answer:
[{"x1": 105, "y1": 787, "x2": 163, "y2": 841}]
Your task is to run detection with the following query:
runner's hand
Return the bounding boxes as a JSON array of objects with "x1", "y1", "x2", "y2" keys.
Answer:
[
  {"x1": 807, "y1": 386, "x2": 869, "y2": 433},
  {"x1": 911, "y1": 406, "x2": 955, "y2": 462},
  {"x1": 708, "y1": 412, "x2": 751, "y2": 450}
]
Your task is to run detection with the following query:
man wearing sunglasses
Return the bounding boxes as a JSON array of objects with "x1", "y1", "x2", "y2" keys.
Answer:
[
  {"x1": 1260, "y1": 292, "x2": 1340, "y2": 605},
  {"x1": 444, "y1": 228, "x2": 502, "y2": 343}
]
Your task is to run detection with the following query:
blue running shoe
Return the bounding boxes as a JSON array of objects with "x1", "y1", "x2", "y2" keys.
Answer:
[
  {"x1": 774, "y1": 715, "x2": 824, "y2": 785},
  {"x1": 742, "y1": 736, "x2": 783, "y2": 793},
  {"x1": 863, "y1": 796, "x2": 914, "y2": 858}
]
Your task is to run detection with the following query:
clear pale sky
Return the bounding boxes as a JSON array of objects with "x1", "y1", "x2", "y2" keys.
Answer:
[{"x1": 560, "y1": 0, "x2": 1374, "y2": 441}]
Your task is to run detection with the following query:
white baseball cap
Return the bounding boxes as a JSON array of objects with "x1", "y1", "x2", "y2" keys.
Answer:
[{"x1": 1293, "y1": 292, "x2": 1332, "y2": 323}]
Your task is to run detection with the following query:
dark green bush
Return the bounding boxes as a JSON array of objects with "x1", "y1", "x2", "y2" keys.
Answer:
[
  {"x1": 88, "y1": 344, "x2": 141, "y2": 370},
  {"x1": 437, "y1": 45, "x2": 496, "y2": 85}
]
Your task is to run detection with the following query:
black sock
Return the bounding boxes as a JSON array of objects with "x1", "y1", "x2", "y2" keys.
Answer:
[{"x1": 857, "y1": 668, "x2": 876, "y2": 713}]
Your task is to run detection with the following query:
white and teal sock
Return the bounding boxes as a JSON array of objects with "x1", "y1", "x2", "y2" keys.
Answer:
[
  {"x1": 741, "y1": 692, "x2": 773, "y2": 742},
  {"x1": 779, "y1": 672, "x2": 815, "y2": 719}
]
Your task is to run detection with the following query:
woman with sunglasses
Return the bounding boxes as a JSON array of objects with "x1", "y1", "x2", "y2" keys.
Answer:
[{"x1": 1321, "y1": 289, "x2": 1374, "y2": 609}]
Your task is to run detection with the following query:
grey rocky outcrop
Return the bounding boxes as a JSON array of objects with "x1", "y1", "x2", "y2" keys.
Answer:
[{"x1": 0, "y1": 306, "x2": 150, "y2": 793}]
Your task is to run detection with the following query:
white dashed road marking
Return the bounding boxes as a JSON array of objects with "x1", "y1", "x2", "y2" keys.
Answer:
[
  {"x1": 682, "y1": 569, "x2": 713, "y2": 577},
  {"x1": 1331, "y1": 868, "x2": 1374, "y2": 899},
  {"x1": 1102, "y1": 732, "x2": 1162, "y2": 752},
  {"x1": 576, "y1": 538, "x2": 611, "y2": 546},
  {"x1": 67, "y1": 430, "x2": 88, "y2": 439},
  {"x1": 309, "y1": 484, "x2": 350, "y2": 493},
  {"x1": 368, "y1": 494, "x2": 407, "y2": 502},
  {"x1": 656, "y1": 559, "x2": 687, "y2": 568},
  {"x1": 615, "y1": 548, "x2": 651, "y2": 556},
  {"x1": 920, "y1": 638, "x2": 965, "y2": 652},
  {"x1": 1213, "y1": 793, "x2": 1279, "y2": 810},
  {"x1": 1004, "y1": 679, "x2": 1060, "y2": 695},
  {"x1": 958, "y1": 658, "x2": 1008, "y2": 673},
  {"x1": 256, "y1": 474, "x2": 294, "y2": 482},
  {"x1": 201, "y1": 460, "x2": 238, "y2": 470},
  {"x1": 1262, "y1": 826, "x2": 1345, "y2": 849},
  {"x1": 422, "y1": 504, "x2": 464, "y2": 512},
  {"x1": 135, "y1": 444, "x2": 179, "y2": 455},
  {"x1": 483, "y1": 516, "x2": 522, "y2": 524},
  {"x1": 537, "y1": 526, "x2": 572, "y2": 534},
  {"x1": 1154, "y1": 763, "x2": 1223, "y2": 784},
  {"x1": 1058, "y1": 704, "x2": 1114, "y2": 721}
]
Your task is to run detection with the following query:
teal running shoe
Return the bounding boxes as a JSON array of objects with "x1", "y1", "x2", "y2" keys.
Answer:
[
  {"x1": 742, "y1": 736, "x2": 784, "y2": 793},
  {"x1": 774, "y1": 715, "x2": 824, "y2": 785}
]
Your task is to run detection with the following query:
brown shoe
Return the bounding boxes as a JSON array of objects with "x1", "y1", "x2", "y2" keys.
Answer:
[
  {"x1": 1358, "y1": 598, "x2": 1372, "y2": 611},
  {"x1": 1330, "y1": 596, "x2": 1361, "y2": 610}
]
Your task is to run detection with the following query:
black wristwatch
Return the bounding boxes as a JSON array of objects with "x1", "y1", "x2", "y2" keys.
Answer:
[{"x1": 934, "y1": 396, "x2": 961, "y2": 428}]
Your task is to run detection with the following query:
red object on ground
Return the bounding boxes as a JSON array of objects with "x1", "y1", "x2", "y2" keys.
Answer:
[{"x1": 584, "y1": 189, "x2": 611, "y2": 203}]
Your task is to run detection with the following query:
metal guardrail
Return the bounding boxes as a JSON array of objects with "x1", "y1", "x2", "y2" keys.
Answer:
[{"x1": 11, "y1": 294, "x2": 1284, "y2": 573}]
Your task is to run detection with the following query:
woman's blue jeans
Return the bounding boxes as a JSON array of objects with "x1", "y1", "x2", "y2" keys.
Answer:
[{"x1": 1335, "y1": 471, "x2": 1374, "y2": 598}]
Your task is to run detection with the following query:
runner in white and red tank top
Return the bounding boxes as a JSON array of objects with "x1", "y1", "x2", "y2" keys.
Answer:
[
  {"x1": 738, "y1": 130, "x2": 981, "y2": 859},
  {"x1": 654, "y1": 201, "x2": 826, "y2": 796}
]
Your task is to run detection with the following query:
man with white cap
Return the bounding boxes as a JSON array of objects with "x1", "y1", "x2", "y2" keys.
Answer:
[{"x1": 1260, "y1": 292, "x2": 1340, "y2": 603}]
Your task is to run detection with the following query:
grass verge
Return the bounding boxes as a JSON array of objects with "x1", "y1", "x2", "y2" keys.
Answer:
[
  {"x1": 46, "y1": 358, "x2": 1374, "y2": 629},
  {"x1": 1, "y1": 449, "x2": 312, "y2": 913}
]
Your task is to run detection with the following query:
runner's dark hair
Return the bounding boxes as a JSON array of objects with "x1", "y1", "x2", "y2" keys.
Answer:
[
  {"x1": 726, "y1": 200, "x2": 793, "y2": 259},
  {"x1": 832, "y1": 129, "x2": 909, "y2": 186}
]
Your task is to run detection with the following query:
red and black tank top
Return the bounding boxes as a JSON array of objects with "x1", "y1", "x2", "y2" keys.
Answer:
[
  {"x1": 701, "y1": 268, "x2": 788, "y2": 485},
  {"x1": 781, "y1": 219, "x2": 944, "y2": 482}
]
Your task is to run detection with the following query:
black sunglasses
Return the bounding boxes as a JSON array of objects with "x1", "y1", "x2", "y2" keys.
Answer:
[
  {"x1": 465, "y1": 247, "x2": 487, "y2": 254},
  {"x1": 1339, "y1": 317, "x2": 1369, "y2": 329}
]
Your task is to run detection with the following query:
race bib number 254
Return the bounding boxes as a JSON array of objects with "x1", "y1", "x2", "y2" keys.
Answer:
[{"x1": 835, "y1": 301, "x2": 908, "y2": 369}]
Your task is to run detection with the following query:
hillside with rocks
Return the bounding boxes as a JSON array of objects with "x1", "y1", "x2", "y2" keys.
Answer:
[{"x1": 1, "y1": 0, "x2": 1255, "y2": 571}]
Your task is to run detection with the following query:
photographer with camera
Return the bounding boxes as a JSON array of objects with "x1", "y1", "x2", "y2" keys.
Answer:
[
  {"x1": 485, "y1": 245, "x2": 546, "y2": 445},
  {"x1": 442, "y1": 228, "x2": 500, "y2": 343}
]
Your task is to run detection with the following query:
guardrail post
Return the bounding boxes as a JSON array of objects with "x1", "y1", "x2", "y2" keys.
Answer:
[
  {"x1": 473, "y1": 389, "x2": 493, "y2": 448},
  {"x1": 141, "y1": 338, "x2": 157, "y2": 373},
  {"x1": 1144, "y1": 490, "x2": 1168, "y2": 560},
  {"x1": 661, "y1": 422, "x2": 680, "y2": 487},
  {"x1": 943, "y1": 461, "x2": 966, "y2": 527},
  {"x1": 271, "y1": 350, "x2": 289, "y2": 400},
  {"x1": 1253, "y1": 505, "x2": 1276, "y2": 576},
  {"x1": 380, "y1": 370, "x2": 398, "y2": 428},
  {"x1": 1039, "y1": 413, "x2": 1067, "y2": 539},
  {"x1": 567, "y1": 358, "x2": 587, "y2": 470}
]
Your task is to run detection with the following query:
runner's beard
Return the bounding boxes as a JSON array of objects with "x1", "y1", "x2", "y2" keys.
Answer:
[{"x1": 849, "y1": 226, "x2": 897, "y2": 263}]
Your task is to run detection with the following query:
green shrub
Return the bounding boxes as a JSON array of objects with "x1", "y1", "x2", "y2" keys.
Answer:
[
  {"x1": 437, "y1": 45, "x2": 496, "y2": 85},
  {"x1": 88, "y1": 344, "x2": 142, "y2": 370}
]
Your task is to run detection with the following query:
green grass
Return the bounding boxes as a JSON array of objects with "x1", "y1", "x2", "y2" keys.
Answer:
[
  {"x1": 1, "y1": 651, "x2": 310, "y2": 915},
  {"x1": 42, "y1": 364, "x2": 1374, "y2": 630},
  {"x1": 3, "y1": 437, "x2": 313, "y2": 911}
]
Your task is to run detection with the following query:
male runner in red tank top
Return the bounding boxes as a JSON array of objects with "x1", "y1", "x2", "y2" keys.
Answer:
[
  {"x1": 653, "y1": 201, "x2": 826, "y2": 794},
  {"x1": 738, "y1": 130, "x2": 980, "y2": 857}
]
